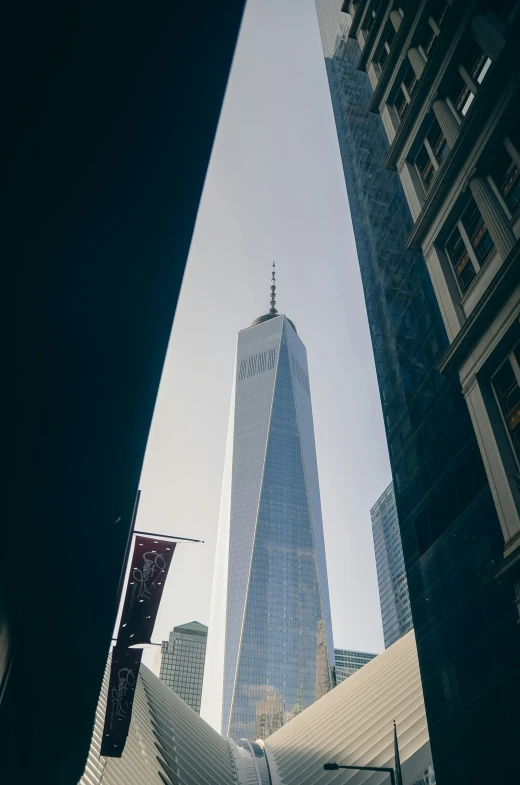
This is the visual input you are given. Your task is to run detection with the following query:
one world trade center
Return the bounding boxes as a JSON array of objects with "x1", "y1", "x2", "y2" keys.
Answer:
[{"x1": 219, "y1": 266, "x2": 335, "y2": 741}]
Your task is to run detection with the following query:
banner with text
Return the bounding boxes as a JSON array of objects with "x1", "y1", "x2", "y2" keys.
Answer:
[
  {"x1": 100, "y1": 647, "x2": 143, "y2": 758},
  {"x1": 117, "y1": 536, "x2": 176, "y2": 646}
]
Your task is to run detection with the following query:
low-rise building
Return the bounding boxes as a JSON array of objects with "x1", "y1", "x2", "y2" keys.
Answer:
[
  {"x1": 158, "y1": 621, "x2": 207, "y2": 714},
  {"x1": 334, "y1": 648, "x2": 377, "y2": 682}
]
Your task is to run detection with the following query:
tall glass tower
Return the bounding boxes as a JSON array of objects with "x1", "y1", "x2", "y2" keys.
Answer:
[
  {"x1": 371, "y1": 483, "x2": 412, "y2": 648},
  {"x1": 222, "y1": 267, "x2": 334, "y2": 741}
]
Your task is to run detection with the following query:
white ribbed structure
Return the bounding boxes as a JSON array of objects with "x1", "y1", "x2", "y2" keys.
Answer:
[
  {"x1": 264, "y1": 631, "x2": 431, "y2": 785},
  {"x1": 81, "y1": 633, "x2": 429, "y2": 785},
  {"x1": 80, "y1": 657, "x2": 240, "y2": 785}
]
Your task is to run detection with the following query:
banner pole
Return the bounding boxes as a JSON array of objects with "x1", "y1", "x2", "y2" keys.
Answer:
[
  {"x1": 113, "y1": 489, "x2": 141, "y2": 630},
  {"x1": 133, "y1": 530, "x2": 204, "y2": 543}
]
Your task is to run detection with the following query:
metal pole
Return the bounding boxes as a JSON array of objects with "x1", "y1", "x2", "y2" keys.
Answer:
[
  {"x1": 114, "y1": 489, "x2": 142, "y2": 617},
  {"x1": 133, "y1": 529, "x2": 204, "y2": 543},
  {"x1": 111, "y1": 638, "x2": 162, "y2": 646}
]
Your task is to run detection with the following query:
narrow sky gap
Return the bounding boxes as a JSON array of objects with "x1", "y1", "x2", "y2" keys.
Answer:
[{"x1": 136, "y1": 0, "x2": 390, "y2": 718}]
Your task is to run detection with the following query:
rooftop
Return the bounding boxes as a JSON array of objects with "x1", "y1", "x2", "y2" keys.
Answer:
[{"x1": 173, "y1": 620, "x2": 208, "y2": 634}]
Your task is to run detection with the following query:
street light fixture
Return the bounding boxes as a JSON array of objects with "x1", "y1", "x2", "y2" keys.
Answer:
[{"x1": 323, "y1": 763, "x2": 396, "y2": 785}]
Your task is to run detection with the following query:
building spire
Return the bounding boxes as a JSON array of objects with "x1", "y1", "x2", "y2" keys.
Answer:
[{"x1": 269, "y1": 261, "x2": 278, "y2": 315}]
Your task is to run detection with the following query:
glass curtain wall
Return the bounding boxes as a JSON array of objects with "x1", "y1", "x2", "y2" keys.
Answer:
[{"x1": 223, "y1": 316, "x2": 334, "y2": 741}]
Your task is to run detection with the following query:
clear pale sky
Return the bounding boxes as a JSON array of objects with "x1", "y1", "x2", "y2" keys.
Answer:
[{"x1": 137, "y1": 0, "x2": 391, "y2": 691}]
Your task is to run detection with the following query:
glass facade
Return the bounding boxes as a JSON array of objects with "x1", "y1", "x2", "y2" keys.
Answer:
[
  {"x1": 371, "y1": 482, "x2": 413, "y2": 648},
  {"x1": 223, "y1": 314, "x2": 334, "y2": 740},
  {"x1": 159, "y1": 621, "x2": 208, "y2": 714},
  {"x1": 334, "y1": 648, "x2": 377, "y2": 683},
  {"x1": 315, "y1": 3, "x2": 519, "y2": 782}
]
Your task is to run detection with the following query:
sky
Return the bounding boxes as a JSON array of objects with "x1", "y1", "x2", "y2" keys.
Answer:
[{"x1": 136, "y1": 0, "x2": 391, "y2": 703}]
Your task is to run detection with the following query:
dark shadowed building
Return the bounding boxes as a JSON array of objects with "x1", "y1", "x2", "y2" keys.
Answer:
[{"x1": 315, "y1": 2, "x2": 520, "y2": 782}]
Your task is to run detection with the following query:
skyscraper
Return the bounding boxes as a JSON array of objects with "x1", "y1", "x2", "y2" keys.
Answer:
[
  {"x1": 371, "y1": 482, "x2": 413, "y2": 648},
  {"x1": 221, "y1": 267, "x2": 335, "y2": 741},
  {"x1": 158, "y1": 621, "x2": 208, "y2": 714},
  {"x1": 314, "y1": 2, "x2": 520, "y2": 782},
  {"x1": 334, "y1": 648, "x2": 377, "y2": 683}
]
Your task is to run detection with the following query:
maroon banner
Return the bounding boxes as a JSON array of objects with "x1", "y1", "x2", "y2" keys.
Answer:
[
  {"x1": 117, "y1": 536, "x2": 176, "y2": 646},
  {"x1": 100, "y1": 647, "x2": 143, "y2": 758}
]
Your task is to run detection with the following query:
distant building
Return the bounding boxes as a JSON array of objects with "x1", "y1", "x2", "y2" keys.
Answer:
[
  {"x1": 371, "y1": 483, "x2": 413, "y2": 648},
  {"x1": 159, "y1": 621, "x2": 208, "y2": 714},
  {"x1": 334, "y1": 648, "x2": 377, "y2": 683}
]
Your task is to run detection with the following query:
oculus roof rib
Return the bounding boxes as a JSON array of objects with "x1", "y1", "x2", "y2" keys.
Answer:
[
  {"x1": 81, "y1": 631, "x2": 430, "y2": 785},
  {"x1": 265, "y1": 630, "x2": 431, "y2": 785}
]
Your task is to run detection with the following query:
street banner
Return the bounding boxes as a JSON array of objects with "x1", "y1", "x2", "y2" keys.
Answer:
[
  {"x1": 100, "y1": 647, "x2": 143, "y2": 757},
  {"x1": 117, "y1": 536, "x2": 176, "y2": 646}
]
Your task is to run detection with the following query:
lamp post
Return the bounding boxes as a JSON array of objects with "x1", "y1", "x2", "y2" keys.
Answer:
[{"x1": 323, "y1": 763, "x2": 396, "y2": 785}]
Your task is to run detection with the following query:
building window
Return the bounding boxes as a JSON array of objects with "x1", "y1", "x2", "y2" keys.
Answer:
[
  {"x1": 415, "y1": 145, "x2": 435, "y2": 190},
  {"x1": 364, "y1": 2, "x2": 382, "y2": 37},
  {"x1": 394, "y1": 63, "x2": 418, "y2": 118},
  {"x1": 463, "y1": 197, "x2": 494, "y2": 264},
  {"x1": 395, "y1": 87, "x2": 408, "y2": 119},
  {"x1": 430, "y1": 0, "x2": 449, "y2": 27},
  {"x1": 403, "y1": 62, "x2": 418, "y2": 96},
  {"x1": 445, "y1": 225, "x2": 476, "y2": 293},
  {"x1": 447, "y1": 38, "x2": 492, "y2": 120},
  {"x1": 490, "y1": 125, "x2": 520, "y2": 217},
  {"x1": 418, "y1": 21, "x2": 437, "y2": 59},
  {"x1": 494, "y1": 0, "x2": 520, "y2": 26},
  {"x1": 448, "y1": 71, "x2": 473, "y2": 117},
  {"x1": 427, "y1": 119, "x2": 449, "y2": 165},
  {"x1": 445, "y1": 197, "x2": 494, "y2": 294},
  {"x1": 490, "y1": 145, "x2": 520, "y2": 216},
  {"x1": 462, "y1": 38, "x2": 492, "y2": 85},
  {"x1": 492, "y1": 348, "x2": 520, "y2": 465},
  {"x1": 377, "y1": 22, "x2": 396, "y2": 70},
  {"x1": 414, "y1": 117, "x2": 449, "y2": 192},
  {"x1": 365, "y1": 11, "x2": 376, "y2": 35}
]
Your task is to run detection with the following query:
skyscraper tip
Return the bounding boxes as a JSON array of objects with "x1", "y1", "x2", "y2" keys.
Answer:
[{"x1": 269, "y1": 261, "x2": 278, "y2": 315}]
